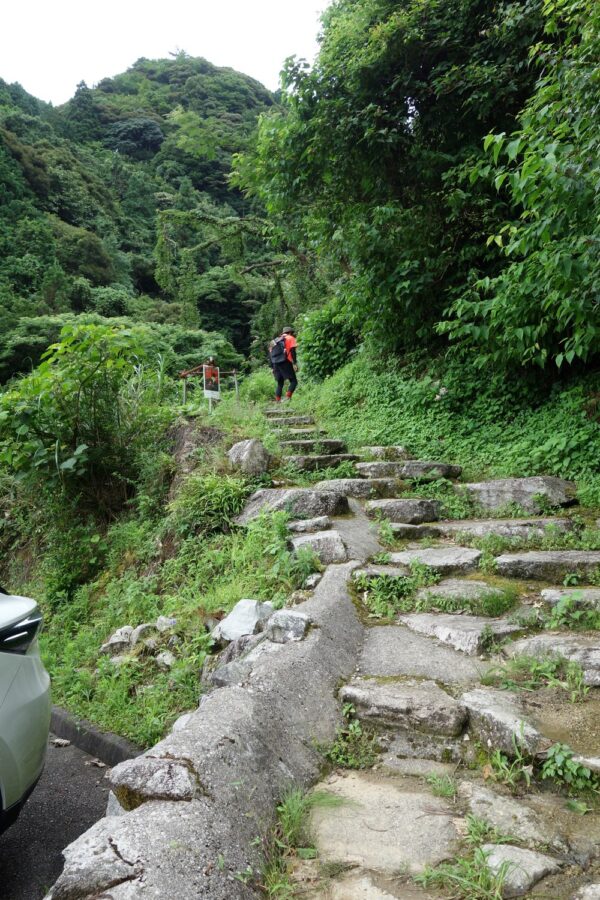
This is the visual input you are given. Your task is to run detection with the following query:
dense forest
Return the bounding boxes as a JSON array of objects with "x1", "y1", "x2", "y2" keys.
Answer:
[{"x1": 0, "y1": 0, "x2": 598, "y2": 747}]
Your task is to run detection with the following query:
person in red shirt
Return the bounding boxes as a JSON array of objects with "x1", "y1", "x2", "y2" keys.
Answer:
[{"x1": 269, "y1": 326, "x2": 298, "y2": 401}]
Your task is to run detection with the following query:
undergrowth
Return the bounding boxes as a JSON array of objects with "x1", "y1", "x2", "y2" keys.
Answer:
[
  {"x1": 324, "y1": 703, "x2": 378, "y2": 769},
  {"x1": 482, "y1": 655, "x2": 589, "y2": 703}
]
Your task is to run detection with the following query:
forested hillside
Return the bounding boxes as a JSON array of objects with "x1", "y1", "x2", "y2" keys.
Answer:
[{"x1": 0, "y1": 53, "x2": 276, "y2": 379}]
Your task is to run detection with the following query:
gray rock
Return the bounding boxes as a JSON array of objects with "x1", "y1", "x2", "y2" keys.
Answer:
[
  {"x1": 211, "y1": 598, "x2": 274, "y2": 646},
  {"x1": 365, "y1": 498, "x2": 441, "y2": 524},
  {"x1": 389, "y1": 546, "x2": 482, "y2": 574},
  {"x1": 461, "y1": 687, "x2": 546, "y2": 756},
  {"x1": 130, "y1": 622, "x2": 158, "y2": 646},
  {"x1": 509, "y1": 634, "x2": 600, "y2": 686},
  {"x1": 340, "y1": 677, "x2": 467, "y2": 736},
  {"x1": 110, "y1": 757, "x2": 197, "y2": 810},
  {"x1": 99, "y1": 626, "x2": 133, "y2": 656},
  {"x1": 401, "y1": 460, "x2": 462, "y2": 480},
  {"x1": 386, "y1": 731, "x2": 464, "y2": 764},
  {"x1": 285, "y1": 453, "x2": 358, "y2": 472},
  {"x1": 303, "y1": 573, "x2": 322, "y2": 590},
  {"x1": 459, "y1": 783, "x2": 564, "y2": 851},
  {"x1": 356, "y1": 461, "x2": 407, "y2": 479},
  {"x1": 399, "y1": 612, "x2": 520, "y2": 655},
  {"x1": 288, "y1": 515, "x2": 331, "y2": 533},
  {"x1": 314, "y1": 477, "x2": 399, "y2": 499},
  {"x1": 171, "y1": 712, "x2": 194, "y2": 733},
  {"x1": 461, "y1": 476, "x2": 576, "y2": 513},
  {"x1": 438, "y1": 517, "x2": 574, "y2": 539},
  {"x1": 237, "y1": 487, "x2": 349, "y2": 525},
  {"x1": 572, "y1": 755, "x2": 600, "y2": 775},
  {"x1": 105, "y1": 790, "x2": 126, "y2": 818},
  {"x1": 291, "y1": 530, "x2": 347, "y2": 564},
  {"x1": 155, "y1": 650, "x2": 177, "y2": 670},
  {"x1": 390, "y1": 523, "x2": 442, "y2": 539},
  {"x1": 107, "y1": 655, "x2": 129, "y2": 667},
  {"x1": 360, "y1": 445, "x2": 410, "y2": 461},
  {"x1": 156, "y1": 615, "x2": 177, "y2": 632},
  {"x1": 325, "y1": 875, "x2": 398, "y2": 899},
  {"x1": 482, "y1": 843, "x2": 560, "y2": 897},
  {"x1": 496, "y1": 551, "x2": 600, "y2": 581},
  {"x1": 227, "y1": 438, "x2": 270, "y2": 476},
  {"x1": 280, "y1": 438, "x2": 346, "y2": 454},
  {"x1": 416, "y1": 578, "x2": 506, "y2": 604},
  {"x1": 574, "y1": 887, "x2": 600, "y2": 900},
  {"x1": 310, "y1": 772, "x2": 460, "y2": 876},
  {"x1": 359, "y1": 626, "x2": 488, "y2": 684},
  {"x1": 266, "y1": 610, "x2": 311, "y2": 643},
  {"x1": 219, "y1": 632, "x2": 265, "y2": 665},
  {"x1": 353, "y1": 564, "x2": 409, "y2": 579},
  {"x1": 211, "y1": 659, "x2": 253, "y2": 687},
  {"x1": 541, "y1": 587, "x2": 600, "y2": 610}
]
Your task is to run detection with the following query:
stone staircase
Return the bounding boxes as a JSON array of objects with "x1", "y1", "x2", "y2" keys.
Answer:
[{"x1": 256, "y1": 405, "x2": 600, "y2": 899}]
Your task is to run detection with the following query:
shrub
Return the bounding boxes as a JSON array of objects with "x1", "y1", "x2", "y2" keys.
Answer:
[
  {"x1": 299, "y1": 300, "x2": 359, "y2": 380},
  {"x1": 168, "y1": 473, "x2": 250, "y2": 537}
]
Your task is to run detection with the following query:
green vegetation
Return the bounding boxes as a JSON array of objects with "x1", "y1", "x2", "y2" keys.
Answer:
[
  {"x1": 482, "y1": 655, "x2": 589, "y2": 703},
  {"x1": 426, "y1": 774, "x2": 457, "y2": 800},
  {"x1": 325, "y1": 703, "x2": 378, "y2": 770},
  {"x1": 541, "y1": 743, "x2": 600, "y2": 796},
  {"x1": 464, "y1": 816, "x2": 514, "y2": 849},
  {"x1": 546, "y1": 594, "x2": 600, "y2": 631},
  {"x1": 416, "y1": 847, "x2": 512, "y2": 900}
]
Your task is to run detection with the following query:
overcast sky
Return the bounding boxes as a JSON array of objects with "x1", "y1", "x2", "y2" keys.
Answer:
[{"x1": 1, "y1": 0, "x2": 331, "y2": 105}]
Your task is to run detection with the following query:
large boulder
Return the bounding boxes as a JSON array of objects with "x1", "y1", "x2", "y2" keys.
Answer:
[
  {"x1": 227, "y1": 439, "x2": 270, "y2": 476},
  {"x1": 210, "y1": 599, "x2": 274, "y2": 646},
  {"x1": 236, "y1": 488, "x2": 349, "y2": 525},
  {"x1": 459, "y1": 476, "x2": 576, "y2": 513}
]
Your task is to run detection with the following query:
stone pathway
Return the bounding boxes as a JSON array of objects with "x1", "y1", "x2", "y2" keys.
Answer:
[{"x1": 251, "y1": 406, "x2": 600, "y2": 898}]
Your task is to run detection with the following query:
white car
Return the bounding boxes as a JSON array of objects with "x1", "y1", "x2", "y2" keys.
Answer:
[{"x1": 0, "y1": 588, "x2": 51, "y2": 832}]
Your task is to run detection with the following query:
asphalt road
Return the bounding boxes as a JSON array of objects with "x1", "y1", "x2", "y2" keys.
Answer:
[{"x1": 0, "y1": 735, "x2": 110, "y2": 900}]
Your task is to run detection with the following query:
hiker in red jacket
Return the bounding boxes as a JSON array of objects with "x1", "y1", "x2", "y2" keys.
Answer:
[{"x1": 269, "y1": 326, "x2": 298, "y2": 402}]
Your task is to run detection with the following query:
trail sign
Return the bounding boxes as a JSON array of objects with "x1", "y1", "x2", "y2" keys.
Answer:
[{"x1": 203, "y1": 364, "x2": 220, "y2": 399}]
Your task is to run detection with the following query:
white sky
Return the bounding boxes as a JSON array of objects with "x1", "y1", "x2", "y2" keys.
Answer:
[{"x1": 1, "y1": 0, "x2": 331, "y2": 105}]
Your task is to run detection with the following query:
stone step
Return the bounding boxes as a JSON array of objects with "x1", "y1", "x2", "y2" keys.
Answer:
[
  {"x1": 280, "y1": 438, "x2": 346, "y2": 454},
  {"x1": 461, "y1": 687, "x2": 547, "y2": 756},
  {"x1": 509, "y1": 633, "x2": 600, "y2": 685},
  {"x1": 264, "y1": 407, "x2": 301, "y2": 417},
  {"x1": 436, "y1": 516, "x2": 574, "y2": 539},
  {"x1": 355, "y1": 461, "x2": 407, "y2": 478},
  {"x1": 314, "y1": 477, "x2": 399, "y2": 499},
  {"x1": 416, "y1": 578, "x2": 507, "y2": 604},
  {"x1": 365, "y1": 498, "x2": 441, "y2": 524},
  {"x1": 309, "y1": 772, "x2": 461, "y2": 878},
  {"x1": 353, "y1": 564, "x2": 409, "y2": 580},
  {"x1": 401, "y1": 460, "x2": 462, "y2": 480},
  {"x1": 496, "y1": 550, "x2": 600, "y2": 580},
  {"x1": 389, "y1": 522, "x2": 442, "y2": 539},
  {"x1": 399, "y1": 612, "x2": 520, "y2": 655},
  {"x1": 288, "y1": 516, "x2": 331, "y2": 533},
  {"x1": 388, "y1": 546, "x2": 482, "y2": 574},
  {"x1": 285, "y1": 453, "x2": 359, "y2": 472},
  {"x1": 541, "y1": 586, "x2": 600, "y2": 610},
  {"x1": 291, "y1": 529, "x2": 347, "y2": 564},
  {"x1": 283, "y1": 427, "x2": 322, "y2": 437},
  {"x1": 458, "y1": 476, "x2": 576, "y2": 513},
  {"x1": 269, "y1": 415, "x2": 315, "y2": 427},
  {"x1": 340, "y1": 677, "x2": 467, "y2": 736},
  {"x1": 236, "y1": 487, "x2": 349, "y2": 525},
  {"x1": 360, "y1": 445, "x2": 411, "y2": 460},
  {"x1": 359, "y1": 625, "x2": 488, "y2": 684}
]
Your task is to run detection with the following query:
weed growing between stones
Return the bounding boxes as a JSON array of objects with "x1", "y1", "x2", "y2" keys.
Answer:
[
  {"x1": 422, "y1": 585, "x2": 518, "y2": 618},
  {"x1": 482, "y1": 655, "x2": 589, "y2": 703},
  {"x1": 416, "y1": 846, "x2": 512, "y2": 899},
  {"x1": 465, "y1": 815, "x2": 515, "y2": 847},
  {"x1": 541, "y1": 744, "x2": 600, "y2": 796},
  {"x1": 486, "y1": 734, "x2": 533, "y2": 794},
  {"x1": 258, "y1": 787, "x2": 345, "y2": 896},
  {"x1": 406, "y1": 478, "x2": 476, "y2": 519},
  {"x1": 324, "y1": 703, "x2": 378, "y2": 769},
  {"x1": 274, "y1": 459, "x2": 357, "y2": 486},
  {"x1": 353, "y1": 563, "x2": 439, "y2": 619},
  {"x1": 377, "y1": 518, "x2": 396, "y2": 548},
  {"x1": 546, "y1": 594, "x2": 600, "y2": 631},
  {"x1": 462, "y1": 524, "x2": 600, "y2": 556},
  {"x1": 426, "y1": 774, "x2": 457, "y2": 799}
]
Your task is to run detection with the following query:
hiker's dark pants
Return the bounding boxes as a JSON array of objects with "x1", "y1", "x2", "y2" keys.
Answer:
[{"x1": 273, "y1": 361, "x2": 297, "y2": 399}]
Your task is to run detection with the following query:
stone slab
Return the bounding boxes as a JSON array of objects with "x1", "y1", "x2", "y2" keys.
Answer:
[
  {"x1": 482, "y1": 843, "x2": 560, "y2": 898},
  {"x1": 237, "y1": 488, "x2": 349, "y2": 525},
  {"x1": 461, "y1": 687, "x2": 546, "y2": 756},
  {"x1": 416, "y1": 578, "x2": 505, "y2": 604},
  {"x1": 269, "y1": 415, "x2": 315, "y2": 426},
  {"x1": 574, "y1": 887, "x2": 600, "y2": 900},
  {"x1": 314, "y1": 477, "x2": 399, "y2": 499},
  {"x1": 390, "y1": 523, "x2": 442, "y2": 539},
  {"x1": 400, "y1": 460, "x2": 462, "y2": 481},
  {"x1": 310, "y1": 772, "x2": 460, "y2": 876},
  {"x1": 286, "y1": 453, "x2": 359, "y2": 472},
  {"x1": 509, "y1": 633, "x2": 600, "y2": 686},
  {"x1": 359, "y1": 626, "x2": 487, "y2": 684},
  {"x1": 291, "y1": 530, "x2": 347, "y2": 564},
  {"x1": 210, "y1": 599, "x2": 274, "y2": 645},
  {"x1": 288, "y1": 516, "x2": 332, "y2": 533},
  {"x1": 353, "y1": 565, "x2": 410, "y2": 579},
  {"x1": 389, "y1": 547, "x2": 482, "y2": 574},
  {"x1": 356, "y1": 461, "x2": 407, "y2": 479},
  {"x1": 360, "y1": 445, "x2": 411, "y2": 461},
  {"x1": 365, "y1": 499, "x2": 441, "y2": 525},
  {"x1": 496, "y1": 551, "x2": 600, "y2": 581},
  {"x1": 460, "y1": 476, "x2": 576, "y2": 513},
  {"x1": 333, "y1": 498, "x2": 384, "y2": 562},
  {"x1": 399, "y1": 612, "x2": 520, "y2": 655},
  {"x1": 541, "y1": 587, "x2": 600, "y2": 610},
  {"x1": 280, "y1": 439, "x2": 346, "y2": 454},
  {"x1": 340, "y1": 677, "x2": 467, "y2": 736},
  {"x1": 437, "y1": 517, "x2": 574, "y2": 539}
]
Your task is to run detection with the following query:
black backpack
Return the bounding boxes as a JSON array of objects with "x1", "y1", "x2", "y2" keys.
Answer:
[{"x1": 269, "y1": 335, "x2": 287, "y2": 365}]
